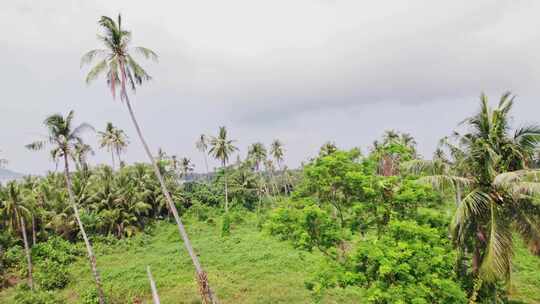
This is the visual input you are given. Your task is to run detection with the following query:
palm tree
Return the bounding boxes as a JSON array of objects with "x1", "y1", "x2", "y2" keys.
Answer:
[
  {"x1": 73, "y1": 142, "x2": 94, "y2": 171},
  {"x1": 209, "y1": 126, "x2": 238, "y2": 212},
  {"x1": 196, "y1": 134, "x2": 210, "y2": 181},
  {"x1": 248, "y1": 142, "x2": 268, "y2": 202},
  {"x1": 82, "y1": 15, "x2": 218, "y2": 302},
  {"x1": 179, "y1": 157, "x2": 194, "y2": 180},
  {"x1": 99, "y1": 122, "x2": 129, "y2": 169},
  {"x1": 408, "y1": 93, "x2": 540, "y2": 297},
  {"x1": 270, "y1": 139, "x2": 288, "y2": 194},
  {"x1": 1, "y1": 182, "x2": 33, "y2": 290},
  {"x1": 26, "y1": 111, "x2": 105, "y2": 303}
]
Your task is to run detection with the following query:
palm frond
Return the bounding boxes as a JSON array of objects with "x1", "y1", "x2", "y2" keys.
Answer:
[
  {"x1": 480, "y1": 203, "x2": 513, "y2": 282},
  {"x1": 133, "y1": 47, "x2": 158, "y2": 61},
  {"x1": 451, "y1": 189, "x2": 491, "y2": 239},
  {"x1": 80, "y1": 49, "x2": 107, "y2": 67},
  {"x1": 85, "y1": 59, "x2": 108, "y2": 84}
]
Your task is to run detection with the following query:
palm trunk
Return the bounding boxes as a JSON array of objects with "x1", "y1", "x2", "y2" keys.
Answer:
[
  {"x1": 111, "y1": 149, "x2": 116, "y2": 170},
  {"x1": 63, "y1": 154, "x2": 106, "y2": 304},
  {"x1": 146, "y1": 266, "x2": 161, "y2": 304},
  {"x1": 203, "y1": 152, "x2": 210, "y2": 182},
  {"x1": 223, "y1": 161, "x2": 229, "y2": 213},
  {"x1": 124, "y1": 96, "x2": 218, "y2": 304},
  {"x1": 31, "y1": 215, "x2": 37, "y2": 246},
  {"x1": 455, "y1": 183, "x2": 462, "y2": 208},
  {"x1": 19, "y1": 216, "x2": 33, "y2": 290},
  {"x1": 116, "y1": 148, "x2": 123, "y2": 168}
]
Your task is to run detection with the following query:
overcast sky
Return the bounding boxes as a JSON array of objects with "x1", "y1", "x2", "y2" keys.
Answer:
[{"x1": 1, "y1": 0, "x2": 540, "y2": 174}]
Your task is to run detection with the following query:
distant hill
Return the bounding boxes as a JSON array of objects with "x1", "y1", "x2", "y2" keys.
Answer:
[{"x1": 0, "y1": 168, "x2": 24, "y2": 183}]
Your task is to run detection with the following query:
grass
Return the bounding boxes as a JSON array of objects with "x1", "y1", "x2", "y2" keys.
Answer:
[
  {"x1": 2, "y1": 211, "x2": 539, "y2": 303},
  {"x1": 1, "y1": 212, "x2": 361, "y2": 303},
  {"x1": 509, "y1": 238, "x2": 540, "y2": 304}
]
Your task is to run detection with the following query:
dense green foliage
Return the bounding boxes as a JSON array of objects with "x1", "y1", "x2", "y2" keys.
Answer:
[{"x1": 2, "y1": 93, "x2": 540, "y2": 303}]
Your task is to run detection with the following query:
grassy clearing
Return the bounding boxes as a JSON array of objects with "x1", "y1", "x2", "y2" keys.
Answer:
[
  {"x1": 1, "y1": 213, "x2": 361, "y2": 303},
  {"x1": 2, "y1": 212, "x2": 540, "y2": 303}
]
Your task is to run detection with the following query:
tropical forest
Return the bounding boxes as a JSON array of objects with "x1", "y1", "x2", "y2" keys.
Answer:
[{"x1": 2, "y1": 9, "x2": 540, "y2": 304}]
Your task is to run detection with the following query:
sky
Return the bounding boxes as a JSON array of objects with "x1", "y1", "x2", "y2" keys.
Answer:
[{"x1": 1, "y1": 0, "x2": 540, "y2": 174}]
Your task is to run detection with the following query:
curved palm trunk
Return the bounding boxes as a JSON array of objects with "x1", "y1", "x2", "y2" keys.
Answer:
[
  {"x1": 124, "y1": 97, "x2": 219, "y2": 304},
  {"x1": 63, "y1": 154, "x2": 105, "y2": 304},
  {"x1": 19, "y1": 215, "x2": 33, "y2": 290}
]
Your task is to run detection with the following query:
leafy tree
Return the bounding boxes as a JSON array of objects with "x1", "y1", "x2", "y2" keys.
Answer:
[{"x1": 82, "y1": 14, "x2": 217, "y2": 302}]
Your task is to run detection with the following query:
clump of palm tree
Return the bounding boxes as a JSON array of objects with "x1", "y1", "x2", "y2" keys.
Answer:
[
  {"x1": 81, "y1": 14, "x2": 218, "y2": 302},
  {"x1": 209, "y1": 126, "x2": 238, "y2": 212},
  {"x1": 1, "y1": 182, "x2": 33, "y2": 290},
  {"x1": 26, "y1": 111, "x2": 104, "y2": 302},
  {"x1": 98, "y1": 122, "x2": 129, "y2": 169},
  {"x1": 406, "y1": 92, "x2": 540, "y2": 298}
]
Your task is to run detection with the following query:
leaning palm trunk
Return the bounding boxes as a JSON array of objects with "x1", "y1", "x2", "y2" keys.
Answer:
[
  {"x1": 124, "y1": 95, "x2": 218, "y2": 303},
  {"x1": 63, "y1": 154, "x2": 105, "y2": 304},
  {"x1": 19, "y1": 216, "x2": 33, "y2": 290}
]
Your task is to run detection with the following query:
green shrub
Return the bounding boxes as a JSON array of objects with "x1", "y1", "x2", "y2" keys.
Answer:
[
  {"x1": 35, "y1": 260, "x2": 70, "y2": 290},
  {"x1": 32, "y1": 236, "x2": 80, "y2": 265},
  {"x1": 14, "y1": 285, "x2": 65, "y2": 304}
]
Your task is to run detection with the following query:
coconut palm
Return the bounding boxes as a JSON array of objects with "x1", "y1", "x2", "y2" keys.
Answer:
[
  {"x1": 196, "y1": 134, "x2": 210, "y2": 180},
  {"x1": 0, "y1": 182, "x2": 33, "y2": 290},
  {"x1": 179, "y1": 157, "x2": 194, "y2": 179},
  {"x1": 82, "y1": 15, "x2": 218, "y2": 302},
  {"x1": 73, "y1": 142, "x2": 94, "y2": 171},
  {"x1": 408, "y1": 93, "x2": 540, "y2": 296},
  {"x1": 209, "y1": 126, "x2": 238, "y2": 212},
  {"x1": 270, "y1": 139, "x2": 288, "y2": 194},
  {"x1": 248, "y1": 142, "x2": 268, "y2": 202},
  {"x1": 98, "y1": 122, "x2": 128, "y2": 169},
  {"x1": 26, "y1": 111, "x2": 104, "y2": 302}
]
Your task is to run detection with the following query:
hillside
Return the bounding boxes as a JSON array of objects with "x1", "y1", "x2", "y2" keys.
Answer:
[{"x1": 0, "y1": 168, "x2": 24, "y2": 183}]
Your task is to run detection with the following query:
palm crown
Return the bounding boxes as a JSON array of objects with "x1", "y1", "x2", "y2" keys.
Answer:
[{"x1": 81, "y1": 14, "x2": 157, "y2": 100}]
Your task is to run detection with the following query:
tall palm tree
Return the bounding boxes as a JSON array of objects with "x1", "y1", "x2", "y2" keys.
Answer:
[
  {"x1": 99, "y1": 122, "x2": 129, "y2": 169},
  {"x1": 248, "y1": 142, "x2": 268, "y2": 202},
  {"x1": 26, "y1": 111, "x2": 104, "y2": 302},
  {"x1": 81, "y1": 15, "x2": 218, "y2": 302},
  {"x1": 209, "y1": 126, "x2": 238, "y2": 212},
  {"x1": 1, "y1": 182, "x2": 33, "y2": 290},
  {"x1": 270, "y1": 139, "x2": 288, "y2": 194},
  {"x1": 408, "y1": 93, "x2": 540, "y2": 297},
  {"x1": 196, "y1": 134, "x2": 210, "y2": 181}
]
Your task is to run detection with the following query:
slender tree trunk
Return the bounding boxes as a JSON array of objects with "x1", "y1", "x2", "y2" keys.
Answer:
[
  {"x1": 124, "y1": 96, "x2": 218, "y2": 304},
  {"x1": 19, "y1": 216, "x2": 33, "y2": 290},
  {"x1": 116, "y1": 148, "x2": 123, "y2": 168},
  {"x1": 146, "y1": 266, "x2": 161, "y2": 304},
  {"x1": 455, "y1": 183, "x2": 462, "y2": 208},
  {"x1": 111, "y1": 150, "x2": 116, "y2": 170},
  {"x1": 31, "y1": 215, "x2": 36, "y2": 246},
  {"x1": 223, "y1": 161, "x2": 229, "y2": 213},
  {"x1": 63, "y1": 154, "x2": 105, "y2": 304},
  {"x1": 203, "y1": 152, "x2": 210, "y2": 182}
]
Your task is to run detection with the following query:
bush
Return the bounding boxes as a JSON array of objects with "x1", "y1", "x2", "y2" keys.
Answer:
[
  {"x1": 32, "y1": 236, "x2": 81, "y2": 265},
  {"x1": 14, "y1": 286, "x2": 65, "y2": 304},
  {"x1": 35, "y1": 260, "x2": 70, "y2": 290},
  {"x1": 351, "y1": 220, "x2": 466, "y2": 303}
]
